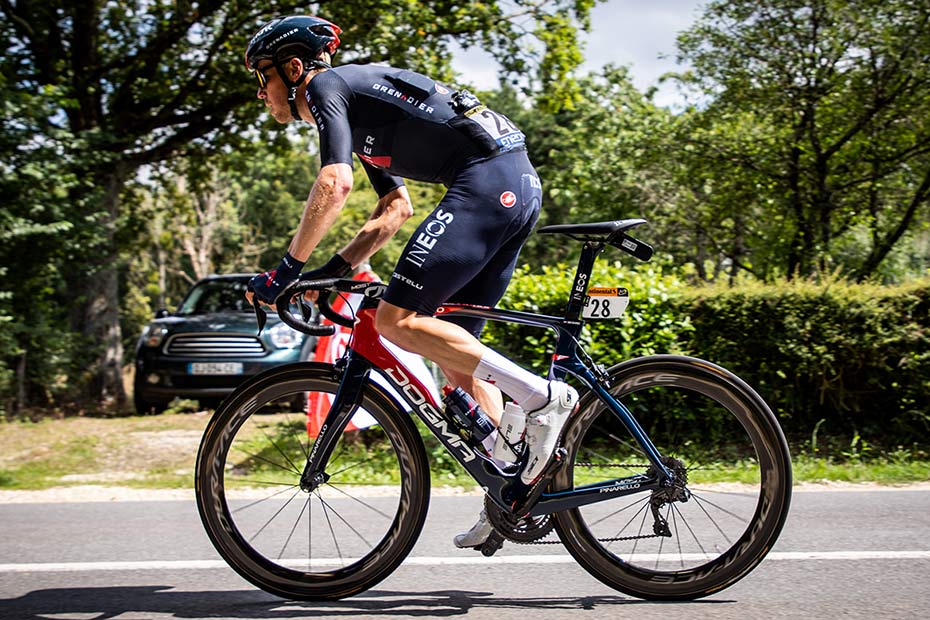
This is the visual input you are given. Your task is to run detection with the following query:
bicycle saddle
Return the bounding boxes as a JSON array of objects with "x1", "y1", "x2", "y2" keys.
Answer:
[
  {"x1": 537, "y1": 219, "x2": 652, "y2": 261},
  {"x1": 537, "y1": 219, "x2": 646, "y2": 240}
]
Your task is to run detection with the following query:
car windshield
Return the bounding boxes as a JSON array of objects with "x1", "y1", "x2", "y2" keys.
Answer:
[{"x1": 177, "y1": 280, "x2": 251, "y2": 315}]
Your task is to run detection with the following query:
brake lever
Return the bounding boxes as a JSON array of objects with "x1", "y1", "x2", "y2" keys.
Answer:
[
  {"x1": 248, "y1": 287, "x2": 268, "y2": 335},
  {"x1": 299, "y1": 298, "x2": 314, "y2": 323}
]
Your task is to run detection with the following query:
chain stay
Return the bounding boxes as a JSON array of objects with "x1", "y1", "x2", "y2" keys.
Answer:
[{"x1": 511, "y1": 461, "x2": 662, "y2": 545}]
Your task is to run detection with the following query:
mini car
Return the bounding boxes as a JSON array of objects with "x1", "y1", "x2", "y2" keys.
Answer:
[{"x1": 133, "y1": 274, "x2": 316, "y2": 414}]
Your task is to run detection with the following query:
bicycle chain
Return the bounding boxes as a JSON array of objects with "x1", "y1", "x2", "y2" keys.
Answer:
[{"x1": 510, "y1": 461, "x2": 662, "y2": 545}]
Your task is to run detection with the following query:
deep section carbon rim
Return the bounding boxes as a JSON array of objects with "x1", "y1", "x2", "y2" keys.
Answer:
[{"x1": 195, "y1": 365, "x2": 429, "y2": 600}]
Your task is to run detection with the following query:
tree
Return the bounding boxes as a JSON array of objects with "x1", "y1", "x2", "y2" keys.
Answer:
[
  {"x1": 674, "y1": 0, "x2": 930, "y2": 280},
  {"x1": 487, "y1": 69, "x2": 680, "y2": 267},
  {"x1": 0, "y1": 0, "x2": 594, "y2": 410}
]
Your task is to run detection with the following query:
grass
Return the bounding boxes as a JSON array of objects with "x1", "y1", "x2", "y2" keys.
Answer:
[{"x1": 0, "y1": 412, "x2": 928, "y2": 491}]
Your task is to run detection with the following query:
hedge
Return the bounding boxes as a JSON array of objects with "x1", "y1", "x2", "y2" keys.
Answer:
[{"x1": 484, "y1": 264, "x2": 930, "y2": 448}]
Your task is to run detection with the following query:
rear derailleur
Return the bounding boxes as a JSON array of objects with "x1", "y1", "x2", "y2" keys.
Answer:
[{"x1": 647, "y1": 456, "x2": 691, "y2": 537}]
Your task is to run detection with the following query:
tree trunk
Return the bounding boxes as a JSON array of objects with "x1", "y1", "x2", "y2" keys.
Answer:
[
  {"x1": 79, "y1": 164, "x2": 129, "y2": 408},
  {"x1": 14, "y1": 349, "x2": 26, "y2": 414}
]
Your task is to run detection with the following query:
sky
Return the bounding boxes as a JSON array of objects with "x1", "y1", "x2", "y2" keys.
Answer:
[{"x1": 451, "y1": 0, "x2": 707, "y2": 107}]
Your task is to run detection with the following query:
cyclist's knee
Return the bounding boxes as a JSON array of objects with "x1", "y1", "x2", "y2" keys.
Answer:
[{"x1": 375, "y1": 303, "x2": 415, "y2": 344}]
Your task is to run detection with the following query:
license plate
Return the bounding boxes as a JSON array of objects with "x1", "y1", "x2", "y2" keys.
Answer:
[
  {"x1": 583, "y1": 287, "x2": 629, "y2": 319},
  {"x1": 188, "y1": 362, "x2": 244, "y2": 375}
]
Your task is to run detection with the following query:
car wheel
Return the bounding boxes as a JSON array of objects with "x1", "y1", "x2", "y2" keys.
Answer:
[{"x1": 133, "y1": 377, "x2": 167, "y2": 415}]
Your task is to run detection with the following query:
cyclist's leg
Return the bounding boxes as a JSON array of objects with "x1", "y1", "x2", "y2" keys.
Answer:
[
  {"x1": 377, "y1": 150, "x2": 545, "y2": 408},
  {"x1": 376, "y1": 150, "x2": 577, "y2": 487},
  {"x1": 442, "y1": 368, "x2": 503, "y2": 423}
]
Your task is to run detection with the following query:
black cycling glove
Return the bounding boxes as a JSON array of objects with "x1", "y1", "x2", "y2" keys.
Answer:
[
  {"x1": 299, "y1": 254, "x2": 352, "y2": 281},
  {"x1": 249, "y1": 252, "x2": 305, "y2": 304}
]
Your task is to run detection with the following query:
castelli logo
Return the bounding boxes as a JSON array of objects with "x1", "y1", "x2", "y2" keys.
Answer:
[{"x1": 500, "y1": 191, "x2": 517, "y2": 208}]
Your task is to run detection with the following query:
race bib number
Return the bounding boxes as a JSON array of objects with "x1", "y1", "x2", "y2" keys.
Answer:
[
  {"x1": 464, "y1": 105, "x2": 526, "y2": 151},
  {"x1": 583, "y1": 287, "x2": 629, "y2": 319}
]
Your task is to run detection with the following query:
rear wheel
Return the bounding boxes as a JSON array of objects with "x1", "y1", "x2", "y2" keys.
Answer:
[
  {"x1": 195, "y1": 363, "x2": 430, "y2": 600},
  {"x1": 553, "y1": 355, "x2": 792, "y2": 600}
]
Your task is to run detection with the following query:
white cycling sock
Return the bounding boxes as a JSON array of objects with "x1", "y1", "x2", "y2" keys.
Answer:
[{"x1": 473, "y1": 349, "x2": 550, "y2": 411}]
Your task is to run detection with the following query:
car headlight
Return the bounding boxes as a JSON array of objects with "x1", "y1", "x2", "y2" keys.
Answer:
[
  {"x1": 140, "y1": 324, "x2": 169, "y2": 348},
  {"x1": 267, "y1": 321, "x2": 302, "y2": 349}
]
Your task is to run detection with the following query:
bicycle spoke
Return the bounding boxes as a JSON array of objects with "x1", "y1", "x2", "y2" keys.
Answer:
[
  {"x1": 671, "y1": 503, "x2": 685, "y2": 568},
  {"x1": 625, "y1": 505, "x2": 650, "y2": 559},
  {"x1": 249, "y1": 487, "x2": 303, "y2": 543},
  {"x1": 324, "y1": 482, "x2": 393, "y2": 520},
  {"x1": 672, "y1": 502, "x2": 710, "y2": 559},
  {"x1": 254, "y1": 422, "x2": 303, "y2": 475},
  {"x1": 231, "y1": 479, "x2": 300, "y2": 489},
  {"x1": 231, "y1": 445, "x2": 301, "y2": 476},
  {"x1": 586, "y1": 495, "x2": 650, "y2": 529},
  {"x1": 690, "y1": 491, "x2": 751, "y2": 525},
  {"x1": 278, "y1": 496, "x2": 310, "y2": 560},
  {"x1": 654, "y1": 504, "x2": 671, "y2": 570},
  {"x1": 232, "y1": 483, "x2": 301, "y2": 515},
  {"x1": 327, "y1": 454, "x2": 383, "y2": 478},
  {"x1": 316, "y1": 490, "x2": 345, "y2": 565},
  {"x1": 317, "y1": 494, "x2": 374, "y2": 548}
]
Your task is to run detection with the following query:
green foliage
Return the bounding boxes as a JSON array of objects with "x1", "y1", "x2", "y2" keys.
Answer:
[
  {"x1": 486, "y1": 264, "x2": 930, "y2": 449},
  {"x1": 683, "y1": 277, "x2": 930, "y2": 445},
  {"x1": 674, "y1": 0, "x2": 930, "y2": 280}
]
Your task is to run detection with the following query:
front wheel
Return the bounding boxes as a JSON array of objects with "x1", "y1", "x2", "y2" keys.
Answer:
[
  {"x1": 195, "y1": 363, "x2": 431, "y2": 600},
  {"x1": 553, "y1": 355, "x2": 792, "y2": 600}
]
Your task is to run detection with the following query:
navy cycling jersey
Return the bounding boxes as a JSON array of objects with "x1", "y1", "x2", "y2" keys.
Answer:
[{"x1": 304, "y1": 64, "x2": 526, "y2": 196}]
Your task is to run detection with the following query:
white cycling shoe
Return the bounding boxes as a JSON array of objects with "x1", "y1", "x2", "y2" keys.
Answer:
[
  {"x1": 453, "y1": 509, "x2": 493, "y2": 548},
  {"x1": 520, "y1": 381, "x2": 578, "y2": 485}
]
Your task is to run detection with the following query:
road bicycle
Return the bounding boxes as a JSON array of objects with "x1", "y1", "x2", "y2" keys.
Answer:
[{"x1": 195, "y1": 218, "x2": 792, "y2": 601}]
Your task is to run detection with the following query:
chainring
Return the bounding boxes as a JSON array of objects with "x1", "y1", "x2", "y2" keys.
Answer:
[{"x1": 484, "y1": 495, "x2": 555, "y2": 543}]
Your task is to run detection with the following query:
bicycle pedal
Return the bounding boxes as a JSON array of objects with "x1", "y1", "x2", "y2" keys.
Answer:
[{"x1": 479, "y1": 531, "x2": 505, "y2": 557}]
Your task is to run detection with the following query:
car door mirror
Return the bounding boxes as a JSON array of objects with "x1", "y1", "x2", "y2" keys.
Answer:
[{"x1": 155, "y1": 309, "x2": 170, "y2": 319}]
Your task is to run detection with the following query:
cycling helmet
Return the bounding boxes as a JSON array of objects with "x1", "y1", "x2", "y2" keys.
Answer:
[{"x1": 245, "y1": 16, "x2": 342, "y2": 120}]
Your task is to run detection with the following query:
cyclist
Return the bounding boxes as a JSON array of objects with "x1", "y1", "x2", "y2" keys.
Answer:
[{"x1": 242, "y1": 15, "x2": 578, "y2": 549}]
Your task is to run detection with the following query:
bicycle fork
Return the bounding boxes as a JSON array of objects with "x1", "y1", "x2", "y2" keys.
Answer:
[{"x1": 299, "y1": 352, "x2": 372, "y2": 493}]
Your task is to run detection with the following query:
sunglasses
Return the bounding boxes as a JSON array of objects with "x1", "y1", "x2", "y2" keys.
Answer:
[{"x1": 254, "y1": 64, "x2": 276, "y2": 89}]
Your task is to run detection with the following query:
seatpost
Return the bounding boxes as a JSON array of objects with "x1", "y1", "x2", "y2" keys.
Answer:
[{"x1": 563, "y1": 241, "x2": 604, "y2": 320}]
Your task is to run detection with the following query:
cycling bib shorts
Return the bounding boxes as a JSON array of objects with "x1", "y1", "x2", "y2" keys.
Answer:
[{"x1": 383, "y1": 149, "x2": 542, "y2": 336}]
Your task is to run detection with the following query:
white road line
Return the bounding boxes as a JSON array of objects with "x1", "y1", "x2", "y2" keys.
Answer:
[{"x1": 1, "y1": 551, "x2": 929, "y2": 573}]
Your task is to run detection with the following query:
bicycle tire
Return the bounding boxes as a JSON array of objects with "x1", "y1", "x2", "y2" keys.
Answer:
[
  {"x1": 195, "y1": 362, "x2": 430, "y2": 600},
  {"x1": 552, "y1": 354, "x2": 792, "y2": 600}
]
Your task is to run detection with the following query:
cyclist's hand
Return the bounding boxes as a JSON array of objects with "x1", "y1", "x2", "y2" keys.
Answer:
[
  {"x1": 247, "y1": 253, "x2": 305, "y2": 306},
  {"x1": 299, "y1": 254, "x2": 352, "y2": 281},
  {"x1": 297, "y1": 254, "x2": 353, "y2": 303}
]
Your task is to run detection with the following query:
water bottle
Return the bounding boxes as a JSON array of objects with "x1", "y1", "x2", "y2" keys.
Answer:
[
  {"x1": 493, "y1": 402, "x2": 526, "y2": 462},
  {"x1": 442, "y1": 385, "x2": 495, "y2": 449}
]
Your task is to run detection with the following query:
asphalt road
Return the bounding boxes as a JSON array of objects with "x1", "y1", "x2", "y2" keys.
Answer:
[{"x1": 1, "y1": 488, "x2": 929, "y2": 620}]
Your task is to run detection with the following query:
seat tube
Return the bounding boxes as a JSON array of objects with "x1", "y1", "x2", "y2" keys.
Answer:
[
  {"x1": 550, "y1": 241, "x2": 602, "y2": 381},
  {"x1": 563, "y1": 241, "x2": 602, "y2": 320}
]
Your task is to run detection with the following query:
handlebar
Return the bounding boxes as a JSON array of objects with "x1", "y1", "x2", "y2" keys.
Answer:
[
  {"x1": 250, "y1": 277, "x2": 388, "y2": 337},
  {"x1": 276, "y1": 279, "x2": 355, "y2": 336}
]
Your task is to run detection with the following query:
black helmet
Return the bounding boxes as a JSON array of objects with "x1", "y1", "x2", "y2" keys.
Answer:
[
  {"x1": 245, "y1": 16, "x2": 342, "y2": 122},
  {"x1": 245, "y1": 15, "x2": 342, "y2": 72}
]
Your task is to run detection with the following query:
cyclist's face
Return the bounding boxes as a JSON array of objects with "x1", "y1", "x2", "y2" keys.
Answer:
[{"x1": 255, "y1": 61, "x2": 293, "y2": 124}]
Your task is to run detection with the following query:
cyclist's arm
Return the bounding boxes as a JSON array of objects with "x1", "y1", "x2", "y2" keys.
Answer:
[
  {"x1": 338, "y1": 185, "x2": 413, "y2": 268},
  {"x1": 286, "y1": 163, "x2": 354, "y2": 263}
]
